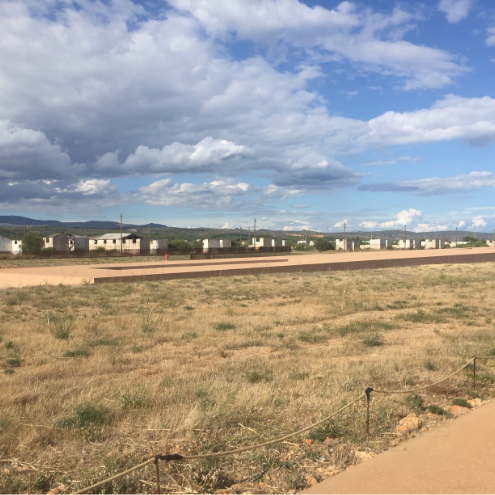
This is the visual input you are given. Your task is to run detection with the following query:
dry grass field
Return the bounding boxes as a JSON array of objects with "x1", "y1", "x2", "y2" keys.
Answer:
[
  {"x1": 1, "y1": 262, "x2": 495, "y2": 493},
  {"x1": 0, "y1": 254, "x2": 191, "y2": 269}
]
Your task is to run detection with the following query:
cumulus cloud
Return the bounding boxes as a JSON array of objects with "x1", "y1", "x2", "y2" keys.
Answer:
[
  {"x1": 0, "y1": 120, "x2": 84, "y2": 180},
  {"x1": 438, "y1": 0, "x2": 474, "y2": 23},
  {"x1": 0, "y1": 178, "x2": 120, "y2": 212},
  {"x1": 137, "y1": 178, "x2": 251, "y2": 209},
  {"x1": 170, "y1": 0, "x2": 468, "y2": 90},
  {"x1": 380, "y1": 209, "x2": 422, "y2": 228},
  {"x1": 363, "y1": 95, "x2": 495, "y2": 147},
  {"x1": 95, "y1": 137, "x2": 246, "y2": 176},
  {"x1": 470, "y1": 215, "x2": 488, "y2": 230},
  {"x1": 359, "y1": 221, "x2": 377, "y2": 229},
  {"x1": 360, "y1": 171, "x2": 495, "y2": 195},
  {"x1": 333, "y1": 219, "x2": 348, "y2": 228}
]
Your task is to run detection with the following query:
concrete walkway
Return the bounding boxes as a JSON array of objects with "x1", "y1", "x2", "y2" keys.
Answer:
[{"x1": 303, "y1": 400, "x2": 495, "y2": 494}]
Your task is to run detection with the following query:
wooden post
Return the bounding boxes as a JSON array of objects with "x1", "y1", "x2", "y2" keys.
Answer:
[{"x1": 120, "y1": 213, "x2": 123, "y2": 255}]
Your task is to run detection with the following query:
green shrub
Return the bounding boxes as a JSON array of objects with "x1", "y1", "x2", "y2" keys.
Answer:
[
  {"x1": 214, "y1": 322, "x2": 236, "y2": 331},
  {"x1": 64, "y1": 348, "x2": 90, "y2": 358},
  {"x1": 427, "y1": 405, "x2": 453, "y2": 417},
  {"x1": 57, "y1": 403, "x2": 112, "y2": 429},
  {"x1": 4, "y1": 356, "x2": 21, "y2": 368},
  {"x1": 4, "y1": 341, "x2": 14, "y2": 350},
  {"x1": 244, "y1": 369, "x2": 272, "y2": 383},
  {"x1": 362, "y1": 332, "x2": 384, "y2": 347},
  {"x1": 121, "y1": 389, "x2": 149, "y2": 410},
  {"x1": 308, "y1": 420, "x2": 342, "y2": 442},
  {"x1": 313, "y1": 238, "x2": 334, "y2": 251},
  {"x1": 40, "y1": 247, "x2": 53, "y2": 257},
  {"x1": 452, "y1": 398, "x2": 472, "y2": 409},
  {"x1": 50, "y1": 314, "x2": 74, "y2": 340},
  {"x1": 424, "y1": 359, "x2": 438, "y2": 371},
  {"x1": 298, "y1": 331, "x2": 327, "y2": 344},
  {"x1": 21, "y1": 231, "x2": 43, "y2": 254},
  {"x1": 405, "y1": 394, "x2": 424, "y2": 413}
]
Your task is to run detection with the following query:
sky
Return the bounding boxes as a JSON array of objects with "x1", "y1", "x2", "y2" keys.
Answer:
[{"x1": 1, "y1": 0, "x2": 495, "y2": 233}]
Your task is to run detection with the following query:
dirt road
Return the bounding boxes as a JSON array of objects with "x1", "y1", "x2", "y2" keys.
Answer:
[
  {"x1": 303, "y1": 399, "x2": 495, "y2": 494},
  {"x1": 1, "y1": 247, "x2": 494, "y2": 288}
]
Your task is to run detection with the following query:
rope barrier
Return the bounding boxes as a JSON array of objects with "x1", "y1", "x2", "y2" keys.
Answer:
[
  {"x1": 73, "y1": 393, "x2": 365, "y2": 493},
  {"x1": 372, "y1": 358, "x2": 475, "y2": 394},
  {"x1": 72, "y1": 354, "x2": 494, "y2": 494}
]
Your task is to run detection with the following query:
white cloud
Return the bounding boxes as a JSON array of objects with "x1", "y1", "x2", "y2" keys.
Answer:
[
  {"x1": 380, "y1": 208, "x2": 422, "y2": 228},
  {"x1": 470, "y1": 215, "x2": 488, "y2": 230},
  {"x1": 359, "y1": 221, "x2": 377, "y2": 229},
  {"x1": 333, "y1": 219, "x2": 348, "y2": 228},
  {"x1": 363, "y1": 95, "x2": 495, "y2": 147},
  {"x1": 360, "y1": 156, "x2": 421, "y2": 166},
  {"x1": 0, "y1": 178, "x2": 120, "y2": 213},
  {"x1": 170, "y1": 0, "x2": 468, "y2": 90},
  {"x1": 74, "y1": 179, "x2": 114, "y2": 196},
  {"x1": 0, "y1": 120, "x2": 84, "y2": 180},
  {"x1": 438, "y1": 0, "x2": 474, "y2": 23},
  {"x1": 487, "y1": 27, "x2": 495, "y2": 46},
  {"x1": 96, "y1": 137, "x2": 246, "y2": 176},
  {"x1": 137, "y1": 178, "x2": 251, "y2": 209},
  {"x1": 361, "y1": 171, "x2": 495, "y2": 195}
]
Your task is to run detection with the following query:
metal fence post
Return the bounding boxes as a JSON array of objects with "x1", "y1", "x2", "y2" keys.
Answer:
[
  {"x1": 154, "y1": 457, "x2": 161, "y2": 494},
  {"x1": 365, "y1": 387, "x2": 373, "y2": 437},
  {"x1": 473, "y1": 356, "x2": 476, "y2": 389}
]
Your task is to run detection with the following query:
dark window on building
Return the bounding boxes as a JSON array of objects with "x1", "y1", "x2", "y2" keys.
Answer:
[{"x1": 113, "y1": 239, "x2": 116, "y2": 244}]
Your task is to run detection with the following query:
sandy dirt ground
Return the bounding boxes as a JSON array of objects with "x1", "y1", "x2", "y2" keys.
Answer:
[
  {"x1": 303, "y1": 399, "x2": 495, "y2": 494},
  {"x1": 0, "y1": 247, "x2": 494, "y2": 288}
]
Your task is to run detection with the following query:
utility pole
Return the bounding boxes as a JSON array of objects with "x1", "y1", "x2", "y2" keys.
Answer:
[
  {"x1": 120, "y1": 213, "x2": 123, "y2": 255},
  {"x1": 24, "y1": 221, "x2": 26, "y2": 236},
  {"x1": 404, "y1": 224, "x2": 406, "y2": 250},
  {"x1": 254, "y1": 218, "x2": 256, "y2": 247},
  {"x1": 343, "y1": 222, "x2": 347, "y2": 251},
  {"x1": 455, "y1": 226, "x2": 457, "y2": 247},
  {"x1": 240, "y1": 226, "x2": 242, "y2": 246},
  {"x1": 148, "y1": 224, "x2": 150, "y2": 240}
]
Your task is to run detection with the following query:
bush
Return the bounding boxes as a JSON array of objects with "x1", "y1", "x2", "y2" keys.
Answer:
[
  {"x1": 427, "y1": 405, "x2": 453, "y2": 417},
  {"x1": 405, "y1": 394, "x2": 424, "y2": 413},
  {"x1": 21, "y1": 231, "x2": 43, "y2": 254},
  {"x1": 313, "y1": 238, "x2": 334, "y2": 251},
  {"x1": 214, "y1": 323, "x2": 236, "y2": 330},
  {"x1": 40, "y1": 247, "x2": 53, "y2": 257},
  {"x1": 57, "y1": 403, "x2": 112, "y2": 429},
  {"x1": 452, "y1": 398, "x2": 472, "y2": 408},
  {"x1": 362, "y1": 332, "x2": 384, "y2": 347}
]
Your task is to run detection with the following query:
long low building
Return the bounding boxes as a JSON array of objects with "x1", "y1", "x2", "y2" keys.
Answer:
[
  {"x1": 89, "y1": 233, "x2": 150, "y2": 254},
  {"x1": 253, "y1": 237, "x2": 288, "y2": 248}
]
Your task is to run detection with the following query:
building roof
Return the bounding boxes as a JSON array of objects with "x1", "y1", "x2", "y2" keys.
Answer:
[{"x1": 92, "y1": 233, "x2": 141, "y2": 240}]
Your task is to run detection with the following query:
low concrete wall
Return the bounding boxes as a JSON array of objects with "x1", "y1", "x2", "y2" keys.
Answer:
[{"x1": 94, "y1": 251, "x2": 495, "y2": 284}]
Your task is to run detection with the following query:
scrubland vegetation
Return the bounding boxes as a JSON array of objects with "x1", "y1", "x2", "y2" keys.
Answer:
[{"x1": 1, "y1": 263, "x2": 495, "y2": 493}]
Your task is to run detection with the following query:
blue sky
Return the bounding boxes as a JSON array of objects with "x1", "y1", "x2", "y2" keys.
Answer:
[{"x1": 1, "y1": 0, "x2": 495, "y2": 233}]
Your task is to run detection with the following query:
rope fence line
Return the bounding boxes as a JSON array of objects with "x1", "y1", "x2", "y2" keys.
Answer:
[{"x1": 73, "y1": 355, "x2": 495, "y2": 494}]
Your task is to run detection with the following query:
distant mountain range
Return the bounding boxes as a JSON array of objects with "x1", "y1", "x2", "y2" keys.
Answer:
[
  {"x1": 0, "y1": 215, "x2": 167, "y2": 229},
  {"x1": 0, "y1": 216, "x2": 493, "y2": 241}
]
